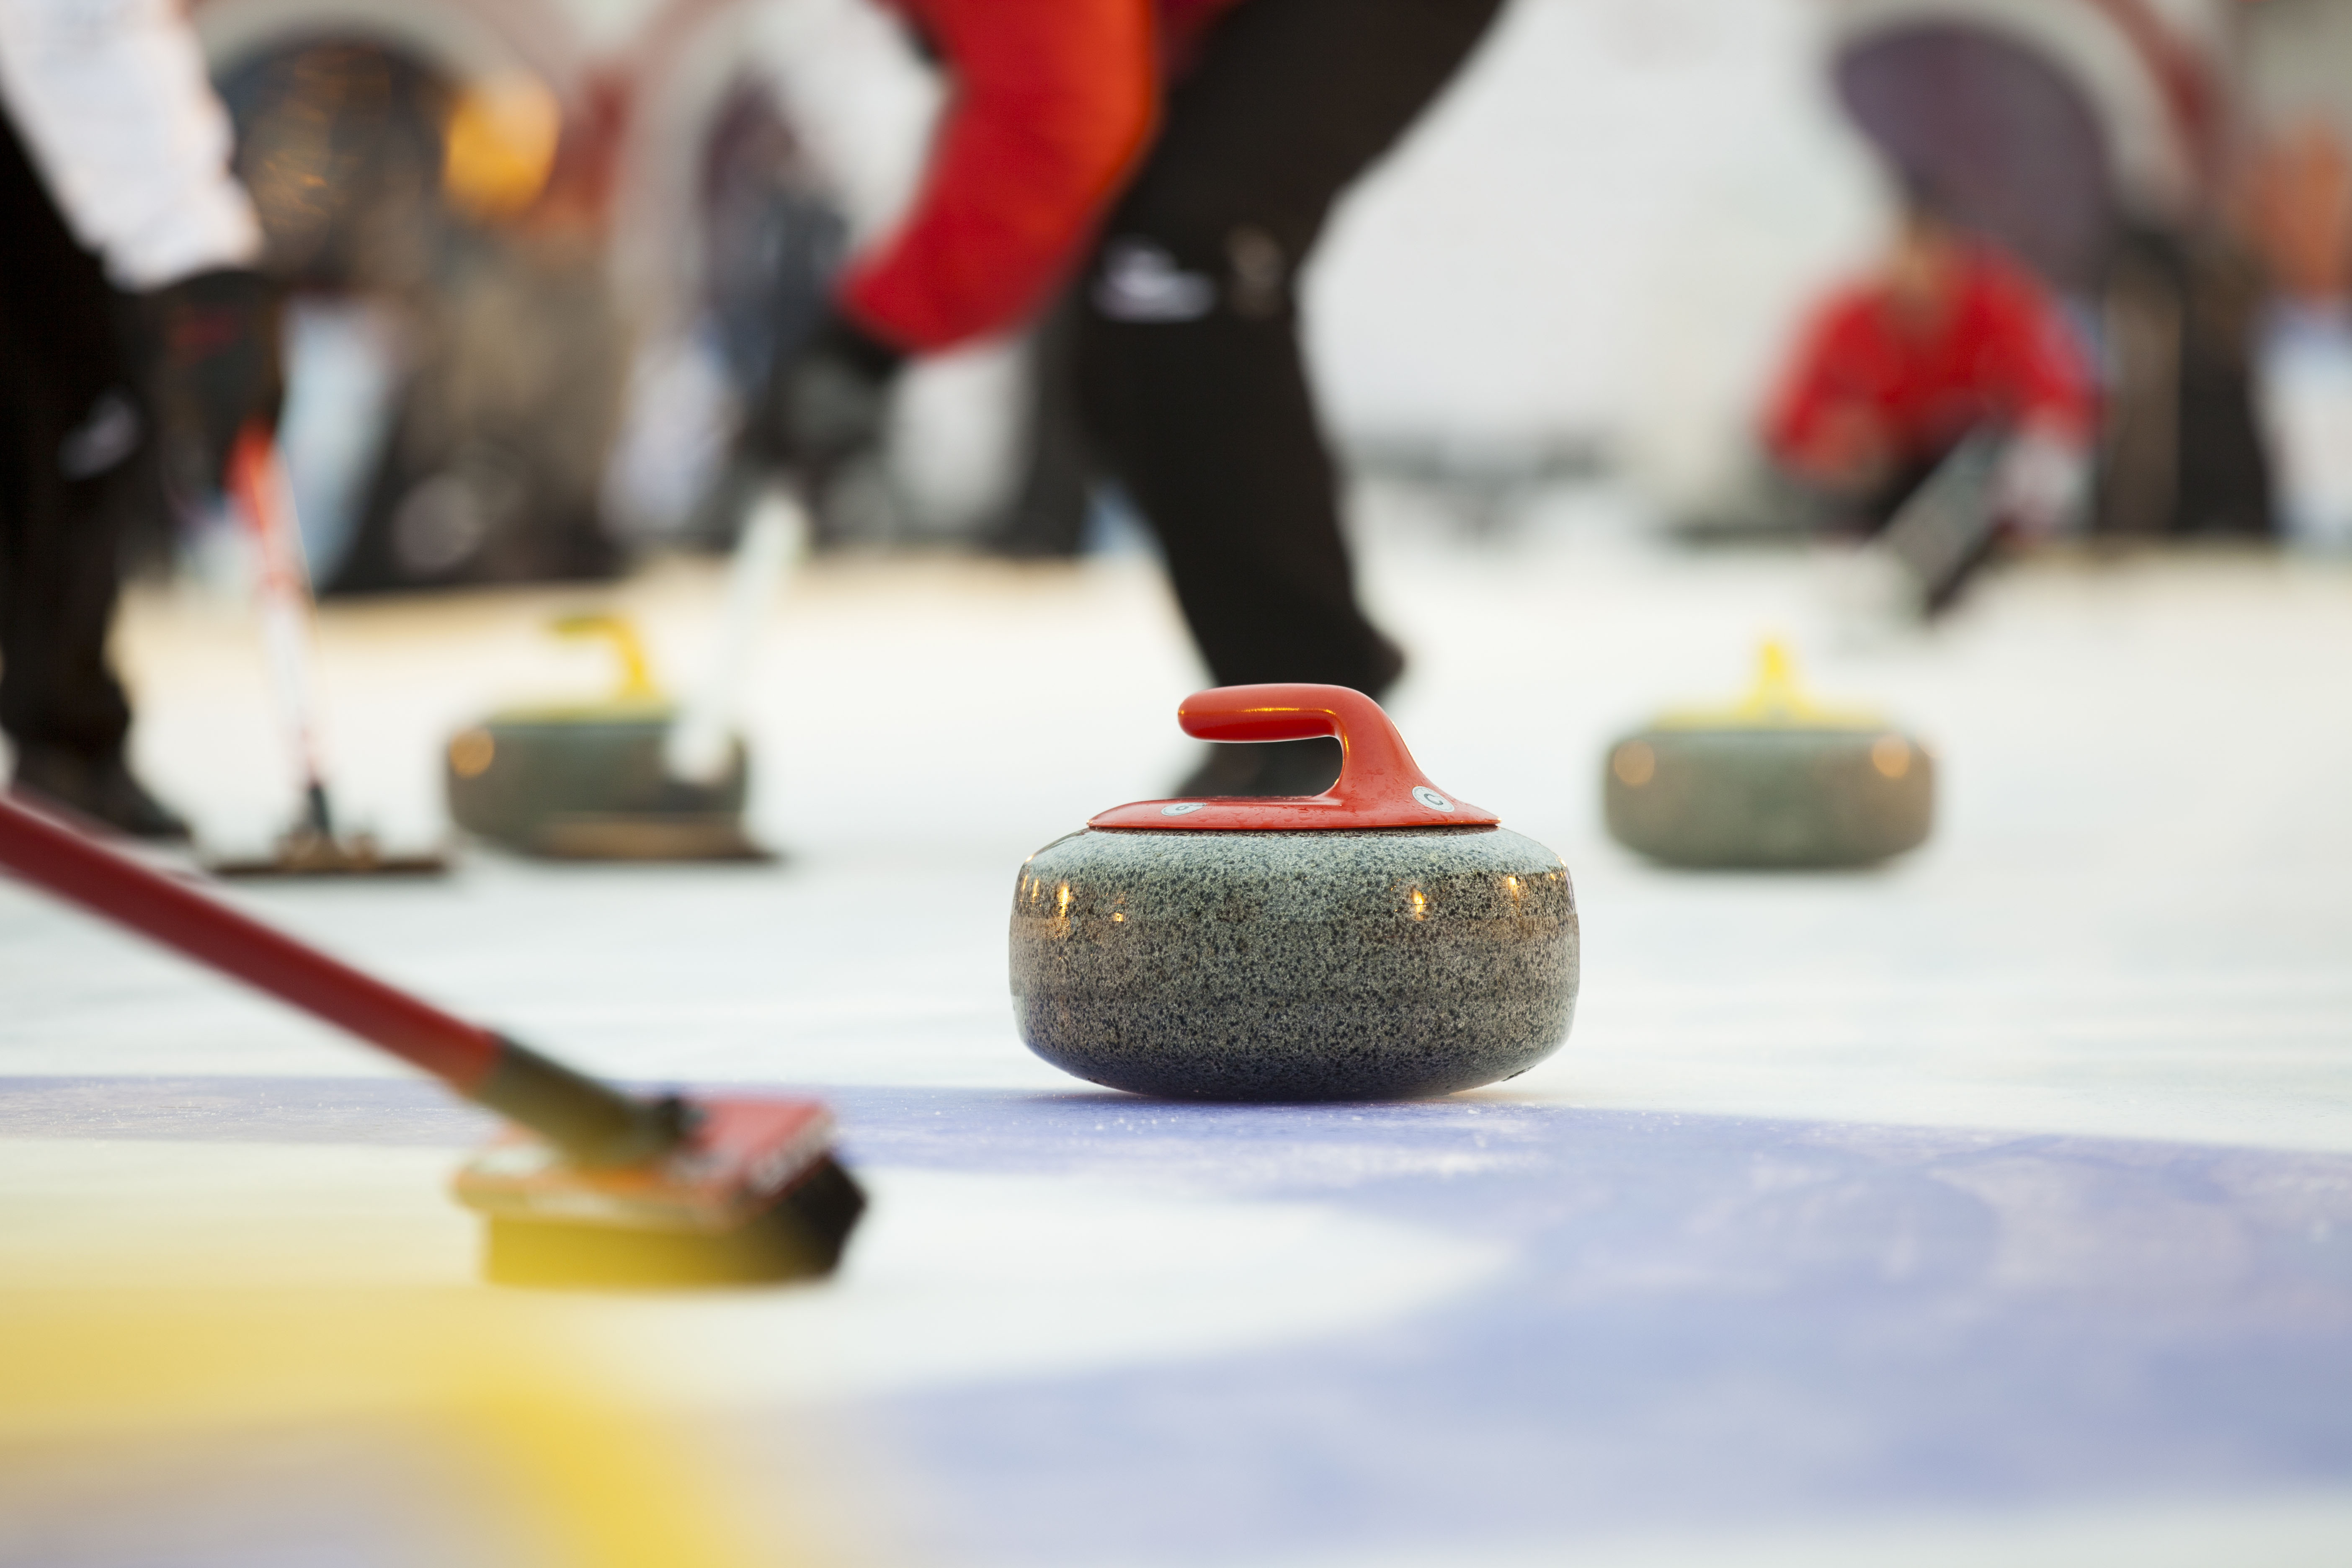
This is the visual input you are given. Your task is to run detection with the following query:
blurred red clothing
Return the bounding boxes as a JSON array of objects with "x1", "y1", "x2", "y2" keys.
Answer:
[
  {"x1": 1763, "y1": 243, "x2": 2097, "y2": 484},
  {"x1": 841, "y1": 0, "x2": 1247, "y2": 354}
]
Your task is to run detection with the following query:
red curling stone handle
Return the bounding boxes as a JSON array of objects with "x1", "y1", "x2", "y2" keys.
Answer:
[
  {"x1": 0, "y1": 794, "x2": 675, "y2": 1165},
  {"x1": 1091, "y1": 683, "x2": 1500, "y2": 831}
]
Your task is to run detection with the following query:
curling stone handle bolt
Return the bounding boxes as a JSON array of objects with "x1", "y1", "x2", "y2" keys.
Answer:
[{"x1": 0, "y1": 793, "x2": 681, "y2": 1166}]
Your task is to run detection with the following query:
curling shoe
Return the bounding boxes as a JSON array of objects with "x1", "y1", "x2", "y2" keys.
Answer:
[{"x1": 11, "y1": 744, "x2": 192, "y2": 842}]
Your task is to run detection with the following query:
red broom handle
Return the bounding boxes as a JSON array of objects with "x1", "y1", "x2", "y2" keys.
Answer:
[{"x1": 0, "y1": 793, "x2": 499, "y2": 1088}]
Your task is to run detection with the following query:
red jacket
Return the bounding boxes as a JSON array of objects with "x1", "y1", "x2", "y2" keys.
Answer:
[
  {"x1": 1763, "y1": 244, "x2": 2097, "y2": 479},
  {"x1": 840, "y1": 0, "x2": 1243, "y2": 353}
]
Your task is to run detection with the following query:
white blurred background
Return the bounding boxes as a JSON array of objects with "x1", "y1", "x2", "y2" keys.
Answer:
[{"x1": 180, "y1": 0, "x2": 2352, "y2": 580}]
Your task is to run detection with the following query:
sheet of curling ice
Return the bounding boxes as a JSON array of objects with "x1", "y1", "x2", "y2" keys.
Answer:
[{"x1": 662, "y1": 485, "x2": 806, "y2": 787}]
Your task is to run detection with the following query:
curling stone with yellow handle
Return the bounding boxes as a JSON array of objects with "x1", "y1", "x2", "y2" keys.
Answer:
[
  {"x1": 444, "y1": 614, "x2": 760, "y2": 860},
  {"x1": 1603, "y1": 642, "x2": 1933, "y2": 869}
]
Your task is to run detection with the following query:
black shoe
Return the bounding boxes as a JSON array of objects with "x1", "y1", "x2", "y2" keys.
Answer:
[
  {"x1": 11, "y1": 745, "x2": 192, "y2": 841},
  {"x1": 1172, "y1": 736, "x2": 1344, "y2": 799}
]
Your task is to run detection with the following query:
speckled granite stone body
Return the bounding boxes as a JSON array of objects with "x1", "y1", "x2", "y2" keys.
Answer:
[
  {"x1": 1010, "y1": 826, "x2": 1578, "y2": 1101},
  {"x1": 1604, "y1": 728, "x2": 1933, "y2": 868}
]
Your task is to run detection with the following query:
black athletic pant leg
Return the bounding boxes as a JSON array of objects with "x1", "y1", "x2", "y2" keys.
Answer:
[
  {"x1": 991, "y1": 289, "x2": 1095, "y2": 559},
  {"x1": 1077, "y1": 0, "x2": 1501, "y2": 694},
  {"x1": 0, "y1": 103, "x2": 139, "y2": 761}
]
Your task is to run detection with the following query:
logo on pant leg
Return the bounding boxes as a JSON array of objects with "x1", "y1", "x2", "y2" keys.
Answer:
[{"x1": 57, "y1": 390, "x2": 142, "y2": 480}]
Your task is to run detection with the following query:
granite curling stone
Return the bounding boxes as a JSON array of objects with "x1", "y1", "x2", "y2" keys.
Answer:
[
  {"x1": 445, "y1": 614, "x2": 760, "y2": 861},
  {"x1": 1011, "y1": 683, "x2": 1578, "y2": 1101},
  {"x1": 1603, "y1": 640, "x2": 1932, "y2": 869}
]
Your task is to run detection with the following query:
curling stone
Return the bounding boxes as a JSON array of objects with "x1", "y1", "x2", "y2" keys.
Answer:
[
  {"x1": 1604, "y1": 641, "x2": 1932, "y2": 869},
  {"x1": 444, "y1": 614, "x2": 761, "y2": 860},
  {"x1": 1011, "y1": 683, "x2": 1578, "y2": 1102}
]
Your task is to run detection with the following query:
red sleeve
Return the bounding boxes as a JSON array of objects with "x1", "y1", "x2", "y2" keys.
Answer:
[
  {"x1": 839, "y1": 0, "x2": 1160, "y2": 353},
  {"x1": 1761, "y1": 290, "x2": 1881, "y2": 466},
  {"x1": 1970, "y1": 258, "x2": 2098, "y2": 441}
]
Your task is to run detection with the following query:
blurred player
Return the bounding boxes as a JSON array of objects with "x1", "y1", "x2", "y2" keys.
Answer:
[
  {"x1": 733, "y1": 0, "x2": 1503, "y2": 795},
  {"x1": 0, "y1": 0, "x2": 281, "y2": 837},
  {"x1": 1764, "y1": 188, "x2": 2098, "y2": 547}
]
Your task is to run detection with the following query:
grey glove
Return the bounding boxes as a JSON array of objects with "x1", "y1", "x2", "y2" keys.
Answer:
[{"x1": 143, "y1": 267, "x2": 285, "y2": 500}]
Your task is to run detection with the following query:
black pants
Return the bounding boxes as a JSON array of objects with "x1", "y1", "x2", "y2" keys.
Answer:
[
  {"x1": 0, "y1": 103, "x2": 141, "y2": 760},
  {"x1": 1077, "y1": 0, "x2": 1501, "y2": 695},
  {"x1": 990, "y1": 290, "x2": 1093, "y2": 559}
]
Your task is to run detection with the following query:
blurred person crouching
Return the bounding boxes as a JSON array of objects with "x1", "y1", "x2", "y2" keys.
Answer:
[
  {"x1": 724, "y1": 0, "x2": 1504, "y2": 796},
  {"x1": 0, "y1": 0, "x2": 281, "y2": 837},
  {"x1": 1762, "y1": 183, "x2": 2098, "y2": 551}
]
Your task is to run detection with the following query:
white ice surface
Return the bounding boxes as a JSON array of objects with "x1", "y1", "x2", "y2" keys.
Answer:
[
  {"x1": 1253, "y1": 1492, "x2": 2352, "y2": 1568},
  {"x1": 5, "y1": 508, "x2": 2348, "y2": 1152}
]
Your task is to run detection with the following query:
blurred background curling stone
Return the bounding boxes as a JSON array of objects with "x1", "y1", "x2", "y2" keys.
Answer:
[
  {"x1": 444, "y1": 487, "x2": 804, "y2": 861},
  {"x1": 445, "y1": 613, "x2": 753, "y2": 860},
  {"x1": 1604, "y1": 642, "x2": 1933, "y2": 870},
  {"x1": 1011, "y1": 684, "x2": 1578, "y2": 1102}
]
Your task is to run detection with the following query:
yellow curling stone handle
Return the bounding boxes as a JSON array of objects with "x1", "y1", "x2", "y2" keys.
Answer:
[
  {"x1": 449, "y1": 615, "x2": 674, "y2": 779},
  {"x1": 552, "y1": 613, "x2": 662, "y2": 703},
  {"x1": 1653, "y1": 639, "x2": 1884, "y2": 730},
  {"x1": 470, "y1": 614, "x2": 674, "y2": 729}
]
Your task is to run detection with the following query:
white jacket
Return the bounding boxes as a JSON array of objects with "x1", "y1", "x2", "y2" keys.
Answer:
[{"x1": 0, "y1": 0, "x2": 261, "y2": 290}]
